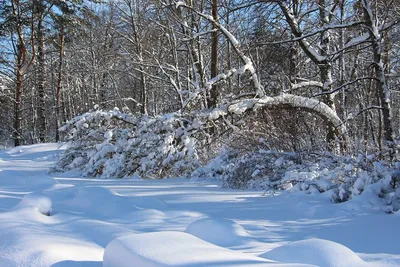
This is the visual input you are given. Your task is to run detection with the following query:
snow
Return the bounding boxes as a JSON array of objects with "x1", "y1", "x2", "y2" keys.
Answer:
[
  {"x1": 185, "y1": 217, "x2": 251, "y2": 247},
  {"x1": 207, "y1": 94, "x2": 344, "y2": 135},
  {"x1": 175, "y1": 1, "x2": 185, "y2": 9},
  {"x1": 0, "y1": 144, "x2": 399, "y2": 266},
  {"x1": 15, "y1": 192, "x2": 52, "y2": 216},
  {"x1": 103, "y1": 231, "x2": 313, "y2": 267},
  {"x1": 344, "y1": 33, "x2": 370, "y2": 48},
  {"x1": 205, "y1": 15, "x2": 239, "y2": 47},
  {"x1": 209, "y1": 106, "x2": 228, "y2": 120},
  {"x1": 291, "y1": 81, "x2": 323, "y2": 90},
  {"x1": 260, "y1": 239, "x2": 375, "y2": 267}
]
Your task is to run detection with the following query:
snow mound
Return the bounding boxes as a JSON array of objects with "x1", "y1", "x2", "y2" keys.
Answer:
[
  {"x1": 15, "y1": 192, "x2": 52, "y2": 216},
  {"x1": 185, "y1": 217, "x2": 250, "y2": 247},
  {"x1": 103, "y1": 231, "x2": 313, "y2": 267},
  {"x1": 259, "y1": 238, "x2": 373, "y2": 267}
]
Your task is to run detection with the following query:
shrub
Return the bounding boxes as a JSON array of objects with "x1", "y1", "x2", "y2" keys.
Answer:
[{"x1": 53, "y1": 108, "x2": 201, "y2": 179}]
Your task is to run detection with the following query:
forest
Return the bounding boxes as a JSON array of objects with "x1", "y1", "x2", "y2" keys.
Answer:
[
  {"x1": 1, "y1": 1, "x2": 400, "y2": 265},
  {"x1": 0, "y1": 0, "x2": 399, "y2": 190}
]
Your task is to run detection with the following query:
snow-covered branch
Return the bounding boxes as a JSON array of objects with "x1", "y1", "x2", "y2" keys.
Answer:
[
  {"x1": 278, "y1": 2, "x2": 326, "y2": 65},
  {"x1": 208, "y1": 93, "x2": 344, "y2": 135},
  {"x1": 291, "y1": 81, "x2": 323, "y2": 90},
  {"x1": 174, "y1": 2, "x2": 265, "y2": 97}
]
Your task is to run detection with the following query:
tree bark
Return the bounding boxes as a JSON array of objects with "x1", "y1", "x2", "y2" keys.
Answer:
[
  {"x1": 32, "y1": 0, "x2": 46, "y2": 143},
  {"x1": 55, "y1": 24, "x2": 65, "y2": 142},
  {"x1": 36, "y1": 10, "x2": 46, "y2": 143},
  {"x1": 14, "y1": 46, "x2": 23, "y2": 147},
  {"x1": 208, "y1": 0, "x2": 219, "y2": 108},
  {"x1": 11, "y1": 0, "x2": 36, "y2": 146},
  {"x1": 362, "y1": 0, "x2": 396, "y2": 159}
]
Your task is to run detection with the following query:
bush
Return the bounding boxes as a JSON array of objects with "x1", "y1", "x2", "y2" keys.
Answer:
[
  {"x1": 52, "y1": 108, "x2": 201, "y2": 179},
  {"x1": 197, "y1": 147, "x2": 399, "y2": 210},
  {"x1": 54, "y1": 107, "x2": 400, "y2": 212}
]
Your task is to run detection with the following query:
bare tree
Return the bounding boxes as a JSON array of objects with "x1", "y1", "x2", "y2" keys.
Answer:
[
  {"x1": 362, "y1": 0, "x2": 397, "y2": 158},
  {"x1": 11, "y1": 0, "x2": 36, "y2": 146}
]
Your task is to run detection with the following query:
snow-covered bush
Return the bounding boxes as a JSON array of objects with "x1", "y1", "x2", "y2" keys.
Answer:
[
  {"x1": 54, "y1": 106, "x2": 400, "y2": 212},
  {"x1": 52, "y1": 108, "x2": 202, "y2": 178},
  {"x1": 197, "y1": 147, "x2": 400, "y2": 210},
  {"x1": 221, "y1": 150, "x2": 299, "y2": 190}
]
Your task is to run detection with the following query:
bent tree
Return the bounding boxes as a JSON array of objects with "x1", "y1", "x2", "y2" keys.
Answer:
[{"x1": 174, "y1": 2, "x2": 344, "y2": 143}]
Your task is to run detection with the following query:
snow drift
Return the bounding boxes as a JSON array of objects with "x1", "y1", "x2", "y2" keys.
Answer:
[
  {"x1": 103, "y1": 231, "x2": 315, "y2": 267},
  {"x1": 14, "y1": 192, "x2": 52, "y2": 216},
  {"x1": 259, "y1": 239, "x2": 375, "y2": 267},
  {"x1": 185, "y1": 217, "x2": 251, "y2": 247}
]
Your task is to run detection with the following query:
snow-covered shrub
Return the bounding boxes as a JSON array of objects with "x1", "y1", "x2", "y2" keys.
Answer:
[
  {"x1": 198, "y1": 146, "x2": 399, "y2": 209},
  {"x1": 221, "y1": 150, "x2": 299, "y2": 190},
  {"x1": 52, "y1": 108, "x2": 202, "y2": 179}
]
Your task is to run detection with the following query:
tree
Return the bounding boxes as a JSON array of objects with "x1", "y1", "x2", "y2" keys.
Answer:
[
  {"x1": 361, "y1": 0, "x2": 397, "y2": 158},
  {"x1": 209, "y1": 0, "x2": 219, "y2": 108},
  {"x1": 33, "y1": 0, "x2": 46, "y2": 142},
  {"x1": 8, "y1": 0, "x2": 36, "y2": 146}
]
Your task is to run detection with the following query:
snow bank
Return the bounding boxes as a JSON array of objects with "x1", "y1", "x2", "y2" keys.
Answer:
[
  {"x1": 15, "y1": 192, "x2": 52, "y2": 216},
  {"x1": 103, "y1": 231, "x2": 314, "y2": 267},
  {"x1": 259, "y1": 239, "x2": 374, "y2": 267},
  {"x1": 185, "y1": 217, "x2": 250, "y2": 247}
]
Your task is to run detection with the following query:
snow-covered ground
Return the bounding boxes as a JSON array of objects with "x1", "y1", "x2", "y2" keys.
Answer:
[{"x1": 0, "y1": 144, "x2": 399, "y2": 266}]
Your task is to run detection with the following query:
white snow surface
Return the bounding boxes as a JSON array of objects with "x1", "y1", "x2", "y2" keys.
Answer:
[
  {"x1": 15, "y1": 192, "x2": 52, "y2": 215},
  {"x1": 103, "y1": 231, "x2": 314, "y2": 267},
  {"x1": 0, "y1": 144, "x2": 399, "y2": 266},
  {"x1": 185, "y1": 217, "x2": 251, "y2": 247},
  {"x1": 260, "y1": 238, "x2": 374, "y2": 267}
]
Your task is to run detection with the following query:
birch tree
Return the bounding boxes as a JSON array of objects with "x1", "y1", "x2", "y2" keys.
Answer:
[{"x1": 361, "y1": 0, "x2": 398, "y2": 158}]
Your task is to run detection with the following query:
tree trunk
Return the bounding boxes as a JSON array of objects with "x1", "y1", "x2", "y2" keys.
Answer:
[
  {"x1": 208, "y1": 0, "x2": 219, "y2": 108},
  {"x1": 318, "y1": 0, "x2": 338, "y2": 151},
  {"x1": 14, "y1": 45, "x2": 23, "y2": 147},
  {"x1": 289, "y1": 43, "x2": 299, "y2": 85},
  {"x1": 289, "y1": 0, "x2": 299, "y2": 85},
  {"x1": 182, "y1": 0, "x2": 207, "y2": 108},
  {"x1": 99, "y1": 72, "x2": 108, "y2": 109},
  {"x1": 138, "y1": 51, "x2": 147, "y2": 115},
  {"x1": 55, "y1": 24, "x2": 65, "y2": 142},
  {"x1": 36, "y1": 3, "x2": 46, "y2": 143},
  {"x1": 11, "y1": 0, "x2": 35, "y2": 146},
  {"x1": 129, "y1": 1, "x2": 147, "y2": 114},
  {"x1": 362, "y1": 0, "x2": 396, "y2": 159}
]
